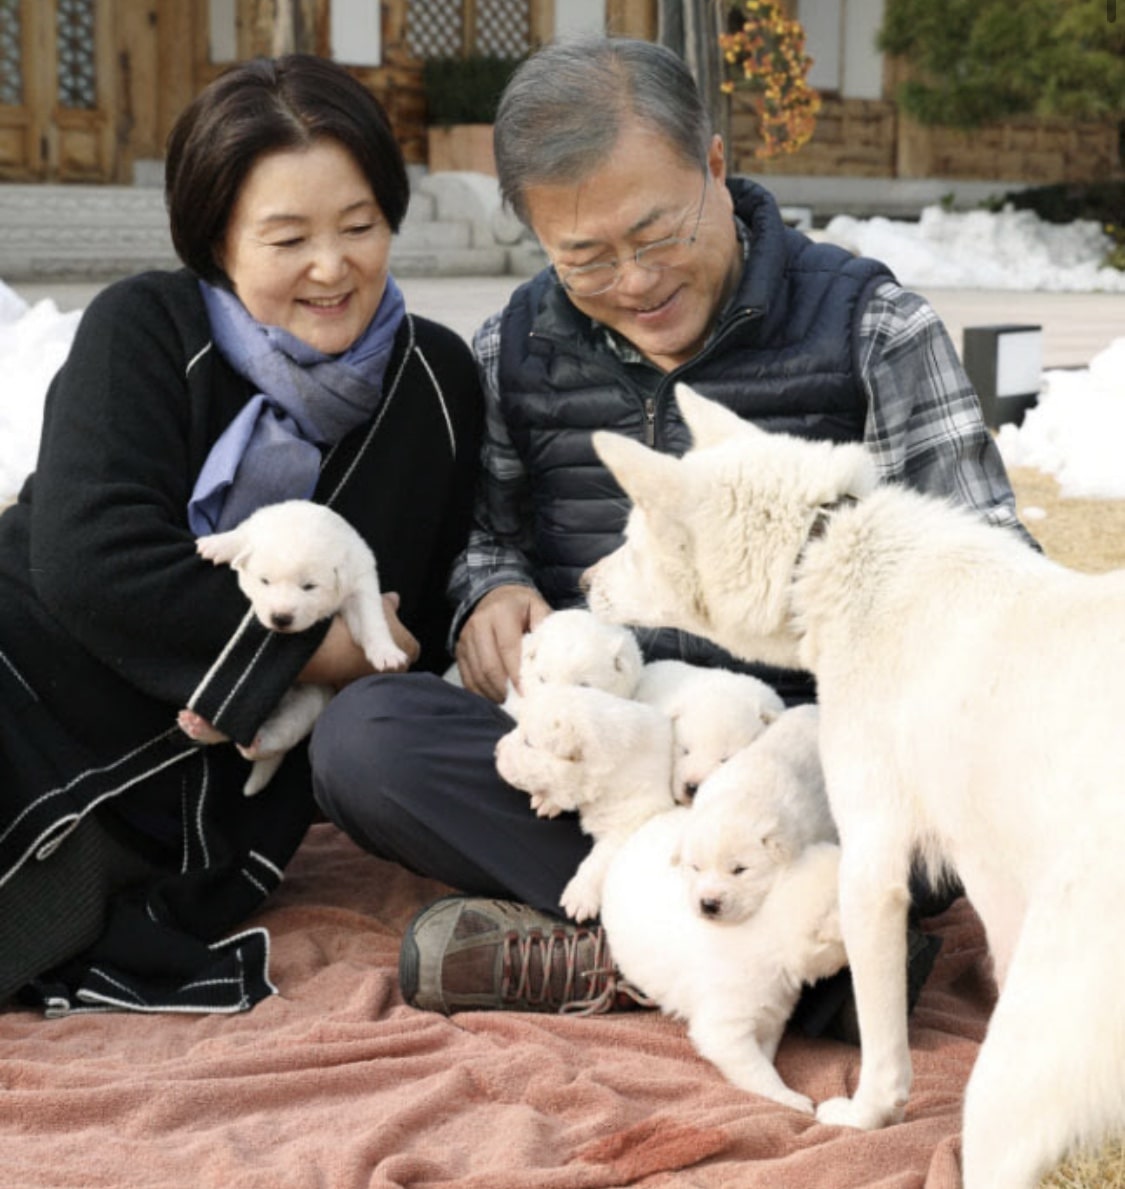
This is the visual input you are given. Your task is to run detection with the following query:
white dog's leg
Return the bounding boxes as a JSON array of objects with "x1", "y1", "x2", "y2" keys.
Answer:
[
  {"x1": 816, "y1": 823, "x2": 913, "y2": 1131},
  {"x1": 239, "y1": 684, "x2": 333, "y2": 796},
  {"x1": 560, "y1": 838, "x2": 619, "y2": 922},
  {"x1": 341, "y1": 573, "x2": 408, "y2": 671},
  {"x1": 961, "y1": 866, "x2": 1125, "y2": 1189},
  {"x1": 689, "y1": 1007, "x2": 813, "y2": 1114}
]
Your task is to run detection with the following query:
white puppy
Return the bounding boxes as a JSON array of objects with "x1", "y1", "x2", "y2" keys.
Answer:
[
  {"x1": 191, "y1": 500, "x2": 406, "y2": 795},
  {"x1": 494, "y1": 683, "x2": 675, "y2": 920},
  {"x1": 601, "y1": 809, "x2": 846, "y2": 1112},
  {"x1": 680, "y1": 704, "x2": 836, "y2": 923},
  {"x1": 500, "y1": 608, "x2": 643, "y2": 718},
  {"x1": 584, "y1": 383, "x2": 1125, "y2": 1187},
  {"x1": 633, "y1": 660, "x2": 784, "y2": 803}
]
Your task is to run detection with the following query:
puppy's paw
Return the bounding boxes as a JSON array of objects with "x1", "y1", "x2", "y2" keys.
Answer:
[
  {"x1": 177, "y1": 709, "x2": 228, "y2": 745},
  {"x1": 528, "y1": 791, "x2": 563, "y2": 819},
  {"x1": 195, "y1": 530, "x2": 240, "y2": 565},
  {"x1": 816, "y1": 1095, "x2": 903, "y2": 1131},
  {"x1": 367, "y1": 643, "x2": 410, "y2": 672},
  {"x1": 560, "y1": 873, "x2": 600, "y2": 922}
]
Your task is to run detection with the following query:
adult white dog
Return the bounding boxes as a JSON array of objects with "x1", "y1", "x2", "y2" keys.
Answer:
[
  {"x1": 494, "y1": 683, "x2": 675, "y2": 921},
  {"x1": 500, "y1": 608, "x2": 643, "y2": 718},
  {"x1": 601, "y1": 809, "x2": 846, "y2": 1113},
  {"x1": 188, "y1": 499, "x2": 406, "y2": 795},
  {"x1": 633, "y1": 659, "x2": 784, "y2": 803},
  {"x1": 680, "y1": 704, "x2": 836, "y2": 922},
  {"x1": 583, "y1": 384, "x2": 1125, "y2": 1188}
]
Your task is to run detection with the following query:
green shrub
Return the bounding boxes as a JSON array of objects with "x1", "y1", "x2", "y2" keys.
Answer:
[
  {"x1": 422, "y1": 55, "x2": 524, "y2": 126},
  {"x1": 989, "y1": 182, "x2": 1125, "y2": 271}
]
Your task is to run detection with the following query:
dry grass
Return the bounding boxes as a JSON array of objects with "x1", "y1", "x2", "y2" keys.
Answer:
[
  {"x1": 1009, "y1": 466, "x2": 1125, "y2": 575},
  {"x1": 1043, "y1": 1138, "x2": 1125, "y2": 1189}
]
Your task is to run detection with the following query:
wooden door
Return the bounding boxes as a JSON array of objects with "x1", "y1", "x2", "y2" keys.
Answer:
[{"x1": 0, "y1": 0, "x2": 115, "y2": 181}]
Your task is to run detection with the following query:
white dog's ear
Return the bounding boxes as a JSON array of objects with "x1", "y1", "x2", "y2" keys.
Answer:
[
  {"x1": 592, "y1": 431, "x2": 683, "y2": 512},
  {"x1": 196, "y1": 528, "x2": 247, "y2": 567},
  {"x1": 674, "y1": 383, "x2": 762, "y2": 450}
]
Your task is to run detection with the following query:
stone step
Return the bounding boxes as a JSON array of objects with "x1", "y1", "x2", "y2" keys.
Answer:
[{"x1": 0, "y1": 174, "x2": 535, "y2": 282}]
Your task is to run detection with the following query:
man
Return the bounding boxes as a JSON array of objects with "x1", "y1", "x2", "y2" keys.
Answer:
[{"x1": 310, "y1": 36, "x2": 1028, "y2": 1025}]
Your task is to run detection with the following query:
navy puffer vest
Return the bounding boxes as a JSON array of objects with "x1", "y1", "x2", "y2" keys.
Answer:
[{"x1": 498, "y1": 178, "x2": 892, "y2": 700}]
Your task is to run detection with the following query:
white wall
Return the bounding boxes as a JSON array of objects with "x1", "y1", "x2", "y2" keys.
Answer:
[
  {"x1": 842, "y1": 0, "x2": 884, "y2": 100},
  {"x1": 800, "y1": 0, "x2": 885, "y2": 100},
  {"x1": 802, "y1": 0, "x2": 842, "y2": 93},
  {"x1": 209, "y1": 0, "x2": 237, "y2": 62},
  {"x1": 331, "y1": 0, "x2": 382, "y2": 67},
  {"x1": 554, "y1": 0, "x2": 606, "y2": 39}
]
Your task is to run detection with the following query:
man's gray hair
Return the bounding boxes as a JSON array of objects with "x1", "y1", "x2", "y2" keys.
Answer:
[{"x1": 494, "y1": 36, "x2": 712, "y2": 224}]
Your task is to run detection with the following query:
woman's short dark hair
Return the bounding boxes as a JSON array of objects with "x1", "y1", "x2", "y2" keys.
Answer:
[{"x1": 165, "y1": 54, "x2": 409, "y2": 284}]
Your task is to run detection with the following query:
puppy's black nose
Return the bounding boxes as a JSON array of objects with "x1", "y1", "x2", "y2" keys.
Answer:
[
  {"x1": 270, "y1": 612, "x2": 294, "y2": 631},
  {"x1": 700, "y1": 898, "x2": 722, "y2": 918},
  {"x1": 684, "y1": 783, "x2": 699, "y2": 801}
]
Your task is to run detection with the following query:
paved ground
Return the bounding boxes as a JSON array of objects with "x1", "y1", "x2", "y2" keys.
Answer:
[{"x1": 12, "y1": 275, "x2": 1124, "y2": 369}]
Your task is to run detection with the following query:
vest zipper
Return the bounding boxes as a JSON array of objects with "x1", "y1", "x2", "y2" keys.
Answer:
[{"x1": 649, "y1": 306, "x2": 764, "y2": 446}]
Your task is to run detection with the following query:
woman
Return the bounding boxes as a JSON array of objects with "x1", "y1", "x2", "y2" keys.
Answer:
[{"x1": 0, "y1": 55, "x2": 483, "y2": 1012}]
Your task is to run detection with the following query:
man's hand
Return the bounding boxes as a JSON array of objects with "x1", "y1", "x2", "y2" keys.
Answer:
[{"x1": 455, "y1": 584, "x2": 551, "y2": 702}]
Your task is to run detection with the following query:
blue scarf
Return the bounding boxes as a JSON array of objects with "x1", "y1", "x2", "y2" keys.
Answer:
[{"x1": 187, "y1": 277, "x2": 406, "y2": 534}]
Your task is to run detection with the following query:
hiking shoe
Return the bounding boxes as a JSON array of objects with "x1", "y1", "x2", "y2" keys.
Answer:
[
  {"x1": 399, "y1": 894, "x2": 655, "y2": 1015},
  {"x1": 791, "y1": 921, "x2": 943, "y2": 1045}
]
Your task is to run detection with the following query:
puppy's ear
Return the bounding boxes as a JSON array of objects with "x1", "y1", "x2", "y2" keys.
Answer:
[
  {"x1": 592, "y1": 431, "x2": 683, "y2": 513},
  {"x1": 227, "y1": 546, "x2": 253, "y2": 574},
  {"x1": 761, "y1": 821, "x2": 793, "y2": 866},
  {"x1": 196, "y1": 528, "x2": 245, "y2": 566},
  {"x1": 674, "y1": 383, "x2": 761, "y2": 450},
  {"x1": 547, "y1": 716, "x2": 584, "y2": 764},
  {"x1": 610, "y1": 634, "x2": 636, "y2": 674}
]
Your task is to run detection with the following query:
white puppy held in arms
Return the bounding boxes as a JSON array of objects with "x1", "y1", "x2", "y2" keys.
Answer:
[
  {"x1": 681, "y1": 703, "x2": 836, "y2": 923},
  {"x1": 584, "y1": 383, "x2": 1125, "y2": 1188},
  {"x1": 192, "y1": 499, "x2": 407, "y2": 796},
  {"x1": 633, "y1": 659, "x2": 784, "y2": 803},
  {"x1": 494, "y1": 683, "x2": 675, "y2": 921},
  {"x1": 601, "y1": 808, "x2": 846, "y2": 1113},
  {"x1": 500, "y1": 607, "x2": 643, "y2": 718}
]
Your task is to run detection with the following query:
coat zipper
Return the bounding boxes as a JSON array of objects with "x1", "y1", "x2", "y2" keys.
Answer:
[{"x1": 530, "y1": 304, "x2": 764, "y2": 450}]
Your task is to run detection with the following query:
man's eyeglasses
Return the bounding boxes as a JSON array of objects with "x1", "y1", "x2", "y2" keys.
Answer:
[{"x1": 552, "y1": 174, "x2": 709, "y2": 299}]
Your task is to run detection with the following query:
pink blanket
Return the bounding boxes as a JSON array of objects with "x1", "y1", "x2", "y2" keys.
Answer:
[{"x1": 1, "y1": 824, "x2": 991, "y2": 1187}]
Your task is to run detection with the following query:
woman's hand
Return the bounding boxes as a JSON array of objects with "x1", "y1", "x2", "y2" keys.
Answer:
[
  {"x1": 299, "y1": 592, "x2": 419, "y2": 688},
  {"x1": 455, "y1": 584, "x2": 551, "y2": 702}
]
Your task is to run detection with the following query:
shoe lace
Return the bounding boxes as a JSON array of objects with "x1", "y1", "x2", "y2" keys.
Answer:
[{"x1": 500, "y1": 924, "x2": 656, "y2": 1016}]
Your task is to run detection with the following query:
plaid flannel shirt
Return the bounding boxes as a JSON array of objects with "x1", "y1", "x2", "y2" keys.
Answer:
[{"x1": 446, "y1": 276, "x2": 1027, "y2": 646}]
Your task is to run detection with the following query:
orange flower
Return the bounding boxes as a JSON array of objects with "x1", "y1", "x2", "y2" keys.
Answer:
[{"x1": 719, "y1": 0, "x2": 820, "y2": 159}]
